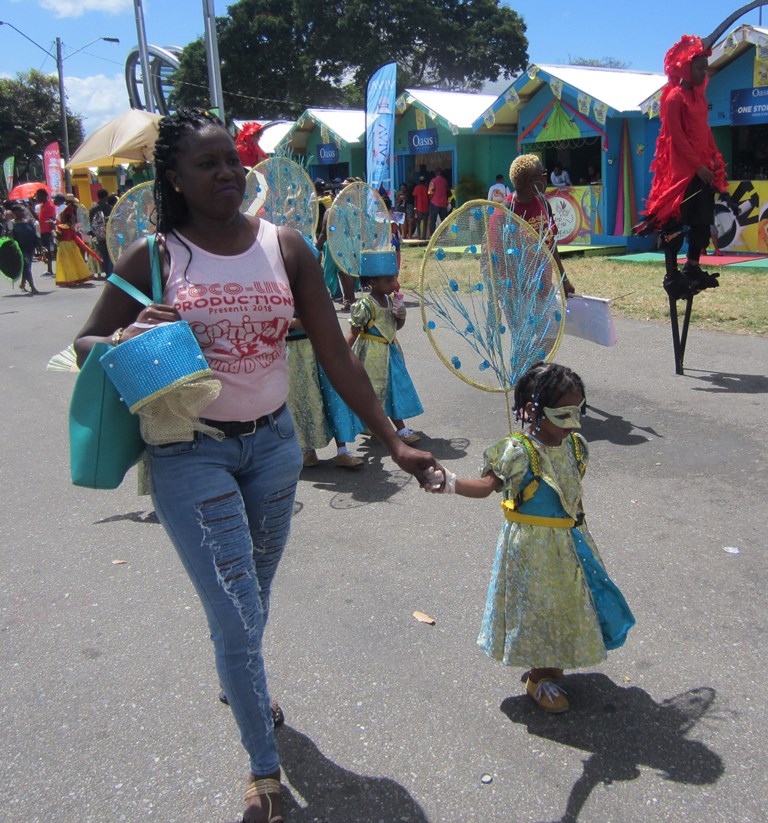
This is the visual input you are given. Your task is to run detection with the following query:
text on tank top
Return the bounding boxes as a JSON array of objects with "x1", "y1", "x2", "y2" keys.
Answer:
[{"x1": 163, "y1": 220, "x2": 294, "y2": 421}]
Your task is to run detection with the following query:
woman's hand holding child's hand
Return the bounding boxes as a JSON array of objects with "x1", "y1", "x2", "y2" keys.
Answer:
[{"x1": 424, "y1": 466, "x2": 456, "y2": 494}]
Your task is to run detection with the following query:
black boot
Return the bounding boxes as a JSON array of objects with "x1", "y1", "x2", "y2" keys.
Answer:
[
  {"x1": 682, "y1": 262, "x2": 720, "y2": 291},
  {"x1": 662, "y1": 270, "x2": 692, "y2": 301}
]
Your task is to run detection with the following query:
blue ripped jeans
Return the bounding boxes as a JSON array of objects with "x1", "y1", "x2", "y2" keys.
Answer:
[{"x1": 147, "y1": 404, "x2": 302, "y2": 775}]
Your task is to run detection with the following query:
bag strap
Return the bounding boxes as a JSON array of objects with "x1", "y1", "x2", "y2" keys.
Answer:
[{"x1": 106, "y1": 234, "x2": 164, "y2": 307}]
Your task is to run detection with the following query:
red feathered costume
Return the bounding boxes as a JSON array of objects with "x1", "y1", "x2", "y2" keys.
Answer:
[
  {"x1": 236, "y1": 122, "x2": 268, "y2": 168},
  {"x1": 642, "y1": 35, "x2": 728, "y2": 228}
]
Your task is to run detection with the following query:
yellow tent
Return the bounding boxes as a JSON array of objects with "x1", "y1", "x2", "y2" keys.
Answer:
[{"x1": 67, "y1": 109, "x2": 162, "y2": 169}]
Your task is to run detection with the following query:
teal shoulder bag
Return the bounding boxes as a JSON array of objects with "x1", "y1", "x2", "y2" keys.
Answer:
[{"x1": 69, "y1": 236, "x2": 163, "y2": 489}]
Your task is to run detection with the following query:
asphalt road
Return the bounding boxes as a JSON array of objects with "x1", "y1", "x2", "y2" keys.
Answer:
[{"x1": 2, "y1": 263, "x2": 767, "y2": 822}]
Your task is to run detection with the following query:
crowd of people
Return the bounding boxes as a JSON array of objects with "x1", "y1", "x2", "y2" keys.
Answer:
[
  {"x1": 1, "y1": 186, "x2": 117, "y2": 291},
  {"x1": 382, "y1": 168, "x2": 455, "y2": 241}
]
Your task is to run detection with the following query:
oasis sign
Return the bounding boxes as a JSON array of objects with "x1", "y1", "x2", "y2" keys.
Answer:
[
  {"x1": 317, "y1": 143, "x2": 339, "y2": 164},
  {"x1": 731, "y1": 87, "x2": 768, "y2": 126},
  {"x1": 408, "y1": 128, "x2": 438, "y2": 154}
]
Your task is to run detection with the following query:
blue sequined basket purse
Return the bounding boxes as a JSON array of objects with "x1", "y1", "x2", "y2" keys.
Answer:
[{"x1": 99, "y1": 320, "x2": 211, "y2": 413}]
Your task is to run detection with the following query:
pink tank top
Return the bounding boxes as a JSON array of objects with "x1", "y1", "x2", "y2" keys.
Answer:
[{"x1": 164, "y1": 220, "x2": 293, "y2": 421}]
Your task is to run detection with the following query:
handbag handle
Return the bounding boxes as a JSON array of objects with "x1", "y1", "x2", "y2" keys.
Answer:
[{"x1": 106, "y1": 234, "x2": 164, "y2": 307}]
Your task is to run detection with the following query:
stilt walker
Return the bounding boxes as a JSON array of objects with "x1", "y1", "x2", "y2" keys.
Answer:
[{"x1": 635, "y1": 2, "x2": 767, "y2": 374}]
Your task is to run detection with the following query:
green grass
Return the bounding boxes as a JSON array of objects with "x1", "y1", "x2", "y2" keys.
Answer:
[{"x1": 398, "y1": 247, "x2": 768, "y2": 336}]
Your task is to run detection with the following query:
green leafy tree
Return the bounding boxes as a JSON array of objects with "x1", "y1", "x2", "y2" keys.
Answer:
[
  {"x1": 171, "y1": 0, "x2": 348, "y2": 118},
  {"x1": 170, "y1": 0, "x2": 528, "y2": 119},
  {"x1": 0, "y1": 70, "x2": 84, "y2": 187},
  {"x1": 339, "y1": 0, "x2": 527, "y2": 90}
]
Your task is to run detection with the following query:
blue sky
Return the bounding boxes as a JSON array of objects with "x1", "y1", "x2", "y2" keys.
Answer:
[{"x1": 1, "y1": 0, "x2": 766, "y2": 134}]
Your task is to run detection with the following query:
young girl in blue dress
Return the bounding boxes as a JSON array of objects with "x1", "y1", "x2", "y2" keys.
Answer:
[
  {"x1": 426, "y1": 362, "x2": 634, "y2": 712},
  {"x1": 347, "y1": 253, "x2": 423, "y2": 444}
]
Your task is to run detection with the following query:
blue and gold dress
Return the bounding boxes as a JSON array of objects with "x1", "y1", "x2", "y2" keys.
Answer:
[
  {"x1": 286, "y1": 328, "x2": 362, "y2": 447},
  {"x1": 349, "y1": 295, "x2": 423, "y2": 421},
  {"x1": 477, "y1": 432, "x2": 634, "y2": 670}
]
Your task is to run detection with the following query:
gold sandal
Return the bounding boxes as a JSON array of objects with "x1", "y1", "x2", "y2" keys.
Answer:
[{"x1": 243, "y1": 777, "x2": 283, "y2": 823}]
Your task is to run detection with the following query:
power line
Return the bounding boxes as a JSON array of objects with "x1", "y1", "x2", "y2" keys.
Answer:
[{"x1": 171, "y1": 77, "x2": 315, "y2": 112}]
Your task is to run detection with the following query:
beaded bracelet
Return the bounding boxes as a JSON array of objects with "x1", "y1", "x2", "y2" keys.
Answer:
[{"x1": 111, "y1": 327, "x2": 124, "y2": 346}]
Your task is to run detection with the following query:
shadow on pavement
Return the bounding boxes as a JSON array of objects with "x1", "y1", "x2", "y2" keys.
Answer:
[
  {"x1": 95, "y1": 509, "x2": 160, "y2": 524},
  {"x1": 276, "y1": 725, "x2": 429, "y2": 822},
  {"x1": 581, "y1": 406, "x2": 662, "y2": 446},
  {"x1": 685, "y1": 368, "x2": 768, "y2": 394},
  {"x1": 500, "y1": 673, "x2": 726, "y2": 823},
  {"x1": 302, "y1": 460, "x2": 415, "y2": 509},
  {"x1": 298, "y1": 435, "x2": 469, "y2": 510}
]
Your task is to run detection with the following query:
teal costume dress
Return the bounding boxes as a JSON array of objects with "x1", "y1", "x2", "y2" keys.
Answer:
[
  {"x1": 286, "y1": 329, "x2": 361, "y2": 446},
  {"x1": 349, "y1": 295, "x2": 423, "y2": 421},
  {"x1": 321, "y1": 241, "x2": 342, "y2": 301},
  {"x1": 477, "y1": 432, "x2": 634, "y2": 669}
]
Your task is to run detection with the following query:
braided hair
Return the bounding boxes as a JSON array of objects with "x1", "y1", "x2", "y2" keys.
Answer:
[
  {"x1": 153, "y1": 107, "x2": 225, "y2": 235},
  {"x1": 513, "y1": 361, "x2": 586, "y2": 432}
]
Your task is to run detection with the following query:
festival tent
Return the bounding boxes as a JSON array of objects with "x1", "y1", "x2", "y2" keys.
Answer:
[
  {"x1": 275, "y1": 109, "x2": 366, "y2": 181},
  {"x1": 472, "y1": 64, "x2": 666, "y2": 248},
  {"x1": 67, "y1": 109, "x2": 163, "y2": 169},
  {"x1": 396, "y1": 88, "x2": 498, "y2": 133},
  {"x1": 392, "y1": 89, "x2": 500, "y2": 199},
  {"x1": 474, "y1": 64, "x2": 666, "y2": 136}
]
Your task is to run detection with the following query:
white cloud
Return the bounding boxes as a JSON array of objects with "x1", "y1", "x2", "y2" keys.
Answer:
[
  {"x1": 65, "y1": 73, "x2": 131, "y2": 135},
  {"x1": 39, "y1": 0, "x2": 131, "y2": 18}
]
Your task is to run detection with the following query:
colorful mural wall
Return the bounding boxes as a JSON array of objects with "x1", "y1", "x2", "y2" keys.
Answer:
[
  {"x1": 545, "y1": 185, "x2": 604, "y2": 245},
  {"x1": 717, "y1": 179, "x2": 768, "y2": 252}
]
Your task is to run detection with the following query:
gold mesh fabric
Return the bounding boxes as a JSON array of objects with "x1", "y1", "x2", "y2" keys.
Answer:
[{"x1": 137, "y1": 379, "x2": 223, "y2": 445}]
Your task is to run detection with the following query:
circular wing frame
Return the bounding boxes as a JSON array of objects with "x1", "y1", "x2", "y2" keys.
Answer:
[
  {"x1": 242, "y1": 156, "x2": 318, "y2": 241},
  {"x1": 418, "y1": 199, "x2": 565, "y2": 396},
  {"x1": 107, "y1": 181, "x2": 157, "y2": 264},
  {"x1": 326, "y1": 181, "x2": 391, "y2": 277}
]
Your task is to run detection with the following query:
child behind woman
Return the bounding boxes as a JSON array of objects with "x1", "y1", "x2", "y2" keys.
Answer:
[
  {"x1": 426, "y1": 362, "x2": 634, "y2": 712},
  {"x1": 347, "y1": 253, "x2": 423, "y2": 444},
  {"x1": 286, "y1": 314, "x2": 364, "y2": 468}
]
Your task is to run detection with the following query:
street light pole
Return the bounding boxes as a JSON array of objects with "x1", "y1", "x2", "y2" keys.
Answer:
[{"x1": 56, "y1": 37, "x2": 72, "y2": 192}]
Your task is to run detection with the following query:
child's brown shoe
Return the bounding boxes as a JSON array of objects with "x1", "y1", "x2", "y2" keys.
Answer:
[
  {"x1": 302, "y1": 449, "x2": 319, "y2": 467},
  {"x1": 526, "y1": 675, "x2": 569, "y2": 713},
  {"x1": 334, "y1": 452, "x2": 364, "y2": 468}
]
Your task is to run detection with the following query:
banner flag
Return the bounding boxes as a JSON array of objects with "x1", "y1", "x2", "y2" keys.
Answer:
[
  {"x1": 2, "y1": 157, "x2": 14, "y2": 193},
  {"x1": 366, "y1": 62, "x2": 397, "y2": 196},
  {"x1": 44, "y1": 142, "x2": 64, "y2": 195},
  {"x1": 593, "y1": 101, "x2": 607, "y2": 125}
]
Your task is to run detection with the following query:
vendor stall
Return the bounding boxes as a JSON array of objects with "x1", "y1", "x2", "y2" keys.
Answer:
[{"x1": 474, "y1": 64, "x2": 666, "y2": 249}]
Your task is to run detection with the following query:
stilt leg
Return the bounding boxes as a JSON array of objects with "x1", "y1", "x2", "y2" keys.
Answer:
[
  {"x1": 668, "y1": 293, "x2": 683, "y2": 375},
  {"x1": 678, "y1": 294, "x2": 694, "y2": 374}
]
